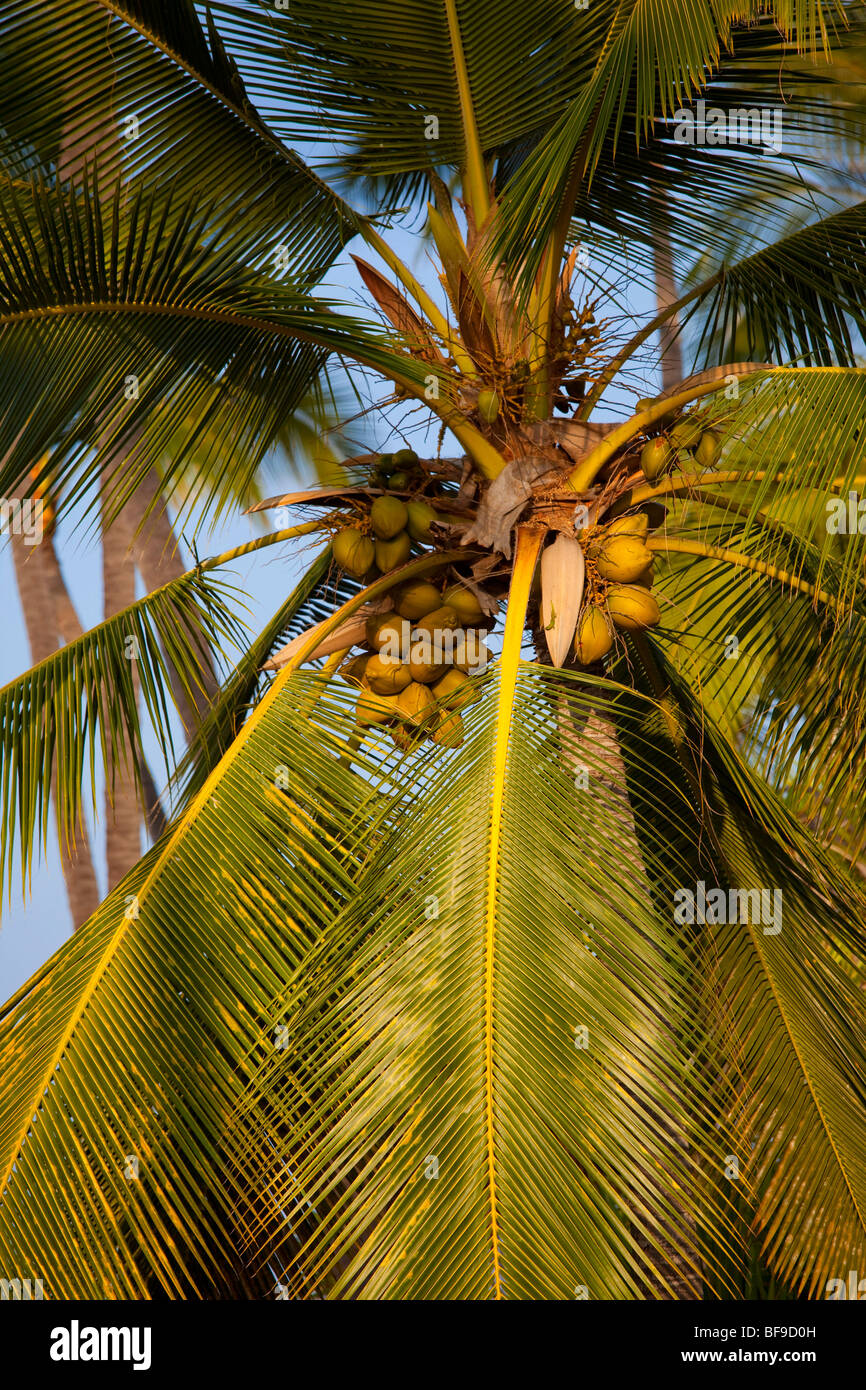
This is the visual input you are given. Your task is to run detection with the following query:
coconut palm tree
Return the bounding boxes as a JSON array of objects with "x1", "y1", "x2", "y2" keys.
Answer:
[{"x1": 1, "y1": 0, "x2": 866, "y2": 1301}]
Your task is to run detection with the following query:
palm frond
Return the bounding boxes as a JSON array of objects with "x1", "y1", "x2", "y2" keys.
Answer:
[
  {"x1": 0, "y1": 659, "x2": 393, "y2": 1297},
  {"x1": 228, "y1": 665, "x2": 745, "y2": 1298},
  {"x1": 0, "y1": 174, "x2": 428, "y2": 531},
  {"x1": 0, "y1": 558, "x2": 243, "y2": 897}
]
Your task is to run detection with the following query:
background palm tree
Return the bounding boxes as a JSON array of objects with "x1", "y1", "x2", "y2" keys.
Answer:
[{"x1": 1, "y1": 0, "x2": 866, "y2": 1300}]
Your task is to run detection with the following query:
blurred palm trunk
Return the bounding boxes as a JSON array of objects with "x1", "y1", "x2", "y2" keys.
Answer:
[
  {"x1": 10, "y1": 516, "x2": 101, "y2": 926},
  {"x1": 653, "y1": 192, "x2": 683, "y2": 391}
]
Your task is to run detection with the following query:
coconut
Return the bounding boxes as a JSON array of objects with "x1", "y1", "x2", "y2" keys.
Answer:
[
  {"x1": 670, "y1": 417, "x2": 702, "y2": 450},
  {"x1": 365, "y1": 653, "x2": 412, "y2": 694},
  {"x1": 396, "y1": 681, "x2": 437, "y2": 726},
  {"x1": 332, "y1": 527, "x2": 375, "y2": 577},
  {"x1": 392, "y1": 447, "x2": 419, "y2": 468},
  {"x1": 607, "y1": 513, "x2": 649, "y2": 539},
  {"x1": 371, "y1": 494, "x2": 409, "y2": 540},
  {"x1": 408, "y1": 647, "x2": 447, "y2": 684},
  {"x1": 477, "y1": 389, "x2": 500, "y2": 424},
  {"x1": 387, "y1": 471, "x2": 409, "y2": 490},
  {"x1": 454, "y1": 635, "x2": 492, "y2": 673},
  {"x1": 606, "y1": 584, "x2": 660, "y2": 631},
  {"x1": 575, "y1": 606, "x2": 614, "y2": 664},
  {"x1": 356, "y1": 689, "x2": 399, "y2": 726},
  {"x1": 376, "y1": 453, "x2": 395, "y2": 476},
  {"x1": 596, "y1": 536, "x2": 654, "y2": 583},
  {"x1": 432, "y1": 668, "x2": 481, "y2": 710},
  {"x1": 695, "y1": 430, "x2": 719, "y2": 468},
  {"x1": 395, "y1": 580, "x2": 441, "y2": 620},
  {"x1": 431, "y1": 710, "x2": 465, "y2": 748},
  {"x1": 406, "y1": 501, "x2": 438, "y2": 543},
  {"x1": 640, "y1": 437, "x2": 672, "y2": 483},
  {"x1": 366, "y1": 614, "x2": 409, "y2": 655},
  {"x1": 412, "y1": 605, "x2": 461, "y2": 639},
  {"x1": 442, "y1": 583, "x2": 486, "y2": 625},
  {"x1": 375, "y1": 531, "x2": 412, "y2": 572},
  {"x1": 341, "y1": 653, "x2": 370, "y2": 686}
]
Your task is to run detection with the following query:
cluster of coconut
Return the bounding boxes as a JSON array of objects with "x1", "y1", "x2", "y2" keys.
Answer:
[
  {"x1": 341, "y1": 581, "x2": 493, "y2": 749},
  {"x1": 637, "y1": 402, "x2": 719, "y2": 483},
  {"x1": 574, "y1": 513, "x2": 660, "y2": 665},
  {"x1": 331, "y1": 449, "x2": 445, "y2": 579}
]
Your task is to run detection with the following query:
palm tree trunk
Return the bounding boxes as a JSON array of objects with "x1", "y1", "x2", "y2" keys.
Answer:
[
  {"x1": 653, "y1": 192, "x2": 684, "y2": 392},
  {"x1": 10, "y1": 527, "x2": 100, "y2": 927},
  {"x1": 101, "y1": 483, "x2": 144, "y2": 892},
  {"x1": 124, "y1": 468, "x2": 219, "y2": 732}
]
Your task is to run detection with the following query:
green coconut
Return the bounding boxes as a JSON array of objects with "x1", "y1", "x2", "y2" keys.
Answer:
[
  {"x1": 640, "y1": 437, "x2": 673, "y2": 483},
  {"x1": 371, "y1": 494, "x2": 409, "y2": 540},
  {"x1": 375, "y1": 531, "x2": 412, "y2": 571},
  {"x1": 670, "y1": 416, "x2": 702, "y2": 450},
  {"x1": 406, "y1": 501, "x2": 438, "y2": 543},
  {"x1": 395, "y1": 580, "x2": 442, "y2": 620},
  {"x1": 332, "y1": 527, "x2": 375, "y2": 577},
  {"x1": 695, "y1": 430, "x2": 720, "y2": 468}
]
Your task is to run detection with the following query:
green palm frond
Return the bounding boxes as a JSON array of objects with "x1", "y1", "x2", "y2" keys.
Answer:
[
  {"x1": 0, "y1": 557, "x2": 243, "y2": 896},
  {"x1": 491, "y1": 4, "x2": 856, "y2": 294},
  {"x1": 209, "y1": 0, "x2": 606, "y2": 179},
  {"x1": 0, "y1": 0, "x2": 355, "y2": 278},
  {"x1": 635, "y1": 652, "x2": 866, "y2": 1295},
  {"x1": 228, "y1": 666, "x2": 749, "y2": 1299},
  {"x1": 0, "y1": 174, "x2": 428, "y2": 529},
  {"x1": 0, "y1": 657, "x2": 394, "y2": 1298}
]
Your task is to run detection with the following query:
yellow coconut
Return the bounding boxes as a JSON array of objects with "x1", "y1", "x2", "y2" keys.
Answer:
[
  {"x1": 595, "y1": 536, "x2": 654, "y2": 583},
  {"x1": 374, "y1": 531, "x2": 412, "y2": 571},
  {"x1": 432, "y1": 668, "x2": 482, "y2": 710},
  {"x1": 412, "y1": 604, "x2": 461, "y2": 639},
  {"x1": 408, "y1": 647, "x2": 447, "y2": 685},
  {"x1": 342, "y1": 653, "x2": 370, "y2": 686},
  {"x1": 454, "y1": 635, "x2": 492, "y2": 673},
  {"x1": 395, "y1": 580, "x2": 442, "y2": 620},
  {"x1": 606, "y1": 584, "x2": 660, "y2": 631},
  {"x1": 607, "y1": 513, "x2": 649, "y2": 539},
  {"x1": 332, "y1": 527, "x2": 375, "y2": 577},
  {"x1": 370, "y1": 494, "x2": 409, "y2": 540},
  {"x1": 442, "y1": 583, "x2": 488, "y2": 626},
  {"x1": 574, "y1": 606, "x2": 614, "y2": 664},
  {"x1": 431, "y1": 710, "x2": 465, "y2": 748},
  {"x1": 365, "y1": 653, "x2": 412, "y2": 694},
  {"x1": 396, "y1": 681, "x2": 437, "y2": 726}
]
